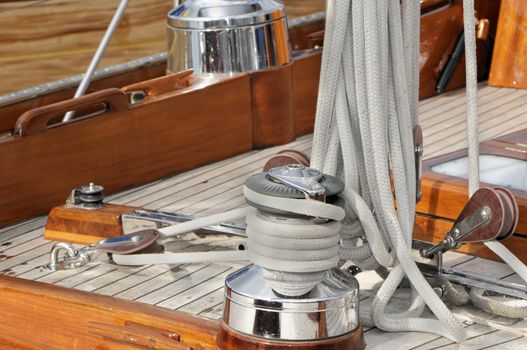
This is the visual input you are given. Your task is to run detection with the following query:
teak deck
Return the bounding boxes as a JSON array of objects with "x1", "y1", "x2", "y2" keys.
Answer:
[{"x1": 1, "y1": 83, "x2": 527, "y2": 348}]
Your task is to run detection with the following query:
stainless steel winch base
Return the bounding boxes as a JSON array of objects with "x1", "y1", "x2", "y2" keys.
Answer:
[
  {"x1": 222, "y1": 265, "x2": 360, "y2": 341},
  {"x1": 167, "y1": 20, "x2": 291, "y2": 74}
]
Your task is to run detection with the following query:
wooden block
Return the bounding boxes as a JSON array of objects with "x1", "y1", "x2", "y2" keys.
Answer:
[
  {"x1": 44, "y1": 204, "x2": 136, "y2": 244},
  {"x1": 416, "y1": 128, "x2": 527, "y2": 263},
  {"x1": 489, "y1": 0, "x2": 527, "y2": 88}
]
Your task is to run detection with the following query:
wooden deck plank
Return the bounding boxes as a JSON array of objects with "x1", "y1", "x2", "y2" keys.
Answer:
[
  {"x1": 114, "y1": 263, "x2": 210, "y2": 301},
  {"x1": 178, "y1": 287, "x2": 226, "y2": 315},
  {"x1": 156, "y1": 266, "x2": 237, "y2": 310},
  {"x1": 136, "y1": 264, "x2": 231, "y2": 305}
]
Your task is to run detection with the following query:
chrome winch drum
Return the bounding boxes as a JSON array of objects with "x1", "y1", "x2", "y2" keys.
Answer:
[
  {"x1": 167, "y1": 0, "x2": 292, "y2": 74},
  {"x1": 223, "y1": 265, "x2": 360, "y2": 341},
  {"x1": 222, "y1": 164, "x2": 360, "y2": 341}
]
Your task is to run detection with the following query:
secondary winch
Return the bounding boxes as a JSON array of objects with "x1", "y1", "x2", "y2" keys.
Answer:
[{"x1": 218, "y1": 164, "x2": 363, "y2": 348}]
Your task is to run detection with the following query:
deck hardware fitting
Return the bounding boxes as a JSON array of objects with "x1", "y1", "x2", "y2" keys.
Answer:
[
  {"x1": 221, "y1": 164, "x2": 361, "y2": 343},
  {"x1": 66, "y1": 183, "x2": 105, "y2": 209},
  {"x1": 421, "y1": 187, "x2": 519, "y2": 258},
  {"x1": 43, "y1": 242, "x2": 96, "y2": 271}
]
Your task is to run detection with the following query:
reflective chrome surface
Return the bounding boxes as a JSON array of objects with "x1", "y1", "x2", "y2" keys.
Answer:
[
  {"x1": 43, "y1": 242, "x2": 95, "y2": 271},
  {"x1": 223, "y1": 265, "x2": 360, "y2": 341},
  {"x1": 167, "y1": 0, "x2": 291, "y2": 74},
  {"x1": 268, "y1": 164, "x2": 326, "y2": 200},
  {"x1": 167, "y1": 0, "x2": 286, "y2": 29}
]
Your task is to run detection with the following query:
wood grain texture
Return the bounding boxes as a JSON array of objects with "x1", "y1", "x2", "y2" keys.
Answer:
[
  {"x1": 251, "y1": 63, "x2": 295, "y2": 148},
  {"x1": 0, "y1": 63, "x2": 167, "y2": 134},
  {"x1": 415, "y1": 133, "x2": 527, "y2": 262},
  {"x1": 489, "y1": 0, "x2": 527, "y2": 88},
  {"x1": 292, "y1": 50, "x2": 322, "y2": 136},
  {"x1": 0, "y1": 74, "x2": 253, "y2": 227},
  {"x1": 0, "y1": 52, "x2": 325, "y2": 228},
  {"x1": 417, "y1": 139, "x2": 527, "y2": 236},
  {"x1": 418, "y1": 0, "x2": 499, "y2": 99},
  {"x1": 0, "y1": 0, "x2": 325, "y2": 95},
  {"x1": 44, "y1": 204, "x2": 136, "y2": 244},
  {"x1": 0, "y1": 275, "x2": 219, "y2": 349}
]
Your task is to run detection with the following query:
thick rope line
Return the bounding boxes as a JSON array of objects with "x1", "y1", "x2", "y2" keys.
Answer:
[
  {"x1": 311, "y1": 0, "x2": 465, "y2": 342},
  {"x1": 244, "y1": 186, "x2": 345, "y2": 296},
  {"x1": 461, "y1": 0, "x2": 527, "y2": 317}
]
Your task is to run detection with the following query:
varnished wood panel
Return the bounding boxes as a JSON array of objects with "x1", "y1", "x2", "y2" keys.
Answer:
[
  {"x1": 417, "y1": 139, "x2": 527, "y2": 237},
  {"x1": 489, "y1": 0, "x2": 527, "y2": 88},
  {"x1": 292, "y1": 50, "x2": 322, "y2": 136},
  {"x1": 0, "y1": 275, "x2": 219, "y2": 349},
  {"x1": 0, "y1": 74, "x2": 253, "y2": 227},
  {"x1": 418, "y1": 0, "x2": 499, "y2": 99},
  {"x1": 0, "y1": 63, "x2": 167, "y2": 134},
  {"x1": 251, "y1": 64, "x2": 295, "y2": 148}
]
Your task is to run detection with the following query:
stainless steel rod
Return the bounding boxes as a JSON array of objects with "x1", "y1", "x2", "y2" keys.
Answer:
[{"x1": 62, "y1": 0, "x2": 130, "y2": 122}]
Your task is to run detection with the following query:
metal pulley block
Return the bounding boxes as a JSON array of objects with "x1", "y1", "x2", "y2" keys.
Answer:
[
  {"x1": 66, "y1": 183, "x2": 105, "y2": 209},
  {"x1": 416, "y1": 186, "x2": 526, "y2": 300},
  {"x1": 420, "y1": 186, "x2": 519, "y2": 258}
]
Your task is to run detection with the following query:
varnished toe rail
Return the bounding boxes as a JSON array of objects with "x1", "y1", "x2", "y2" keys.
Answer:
[{"x1": 0, "y1": 275, "x2": 218, "y2": 349}]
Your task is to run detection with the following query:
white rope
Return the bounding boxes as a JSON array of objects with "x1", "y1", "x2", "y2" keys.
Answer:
[
  {"x1": 311, "y1": 0, "x2": 466, "y2": 342},
  {"x1": 112, "y1": 250, "x2": 248, "y2": 265},
  {"x1": 244, "y1": 186, "x2": 345, "y2": 296},
  {"x1": 461, "y1": 0, "x2": 527, "y2": 318},
  {"x1": 159, "y1": 207, "x2": 250, "y2": 237}
]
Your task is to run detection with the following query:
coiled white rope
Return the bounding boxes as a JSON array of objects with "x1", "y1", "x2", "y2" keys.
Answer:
[
  {"x1": 461, "y1": 0, "x2": 527, "y2": 318},
  {"x1": 244, "y1": 186, "x2": 345, "y2": 296},
  {"x1": 311, "y1": 0, "x2": 465, "y2": 342}
]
